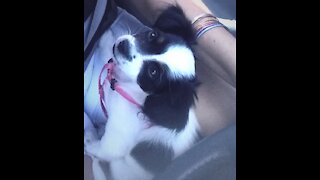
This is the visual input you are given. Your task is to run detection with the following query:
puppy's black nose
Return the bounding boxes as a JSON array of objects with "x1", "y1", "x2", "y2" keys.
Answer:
[{"x1": 117, "y1": 39, "x2": 130, "y2": 58}]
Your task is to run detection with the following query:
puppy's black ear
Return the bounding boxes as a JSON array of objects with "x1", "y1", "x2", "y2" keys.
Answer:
[
  {"x1": 154, "y1": 6, "x2": 195, "y2": 43},
  {"x1": 142, "y1": 78, "x2": 198, "y2": 132}
]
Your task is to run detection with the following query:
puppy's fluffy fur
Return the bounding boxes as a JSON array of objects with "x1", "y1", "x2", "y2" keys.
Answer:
[{"x1": 84, "y1": 6, "x2": 200, "y2": 180}]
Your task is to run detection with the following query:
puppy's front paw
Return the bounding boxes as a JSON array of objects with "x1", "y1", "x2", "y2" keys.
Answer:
[
  {"x1": 84, "y1": 141, "x2": 100, "y2": 158},
  {"x1": 84, "y1": 130, "x2": 99, "y2": 156},
  {"x1": 84, "y1": 128, "x2": 98, "y2": 143}
]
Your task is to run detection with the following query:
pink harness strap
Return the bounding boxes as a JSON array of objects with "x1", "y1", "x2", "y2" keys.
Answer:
[{"x1": 98, "y1": 58, "x2": 142, "y2": 118}]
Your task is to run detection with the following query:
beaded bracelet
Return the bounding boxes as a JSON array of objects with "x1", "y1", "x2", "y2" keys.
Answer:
[
  {"x1": 192, "y1": 14, "x2": 225, "y2": 39},
  {"x1": 191, "y1": 13, "x2": 218, "y2": 24}
]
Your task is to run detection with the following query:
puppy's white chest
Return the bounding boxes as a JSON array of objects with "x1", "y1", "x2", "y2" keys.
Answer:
[{"x1": 104, "y1": 88, "x2": 144, "y2": 123}]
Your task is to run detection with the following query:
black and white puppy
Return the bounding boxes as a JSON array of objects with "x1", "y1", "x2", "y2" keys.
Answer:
[{"x1": 84, "y1": 6, "x2": 200, "y2": 180}]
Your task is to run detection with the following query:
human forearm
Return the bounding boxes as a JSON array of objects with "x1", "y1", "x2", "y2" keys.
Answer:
[
  {"x1": 175, "y1": 0, "x2": 236, "y2": 86},
  {"x1": 194, "y1": 28, "x2": 236, "y2": 86}
]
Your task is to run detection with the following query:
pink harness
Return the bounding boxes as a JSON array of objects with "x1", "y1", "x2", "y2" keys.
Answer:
[{"x1": 98, "y1": 58, "x2": 141, "y2": 118}]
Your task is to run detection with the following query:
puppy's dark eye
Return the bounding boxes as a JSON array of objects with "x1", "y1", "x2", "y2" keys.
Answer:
[
  {"x1": 148, "y1": 30, "x2": 158, "y2": 41},
  {"x1": 148, "y1": 64, "x2": 160, "y2": 79},
  {"x1": 150, "y1": 69, "x2": 157, "y2": 76}
]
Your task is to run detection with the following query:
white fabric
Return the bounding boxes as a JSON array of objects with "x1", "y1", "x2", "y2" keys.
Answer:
[
  {"x1": 84, "y1": 8, "x2": 149, "y2": 131},
  {"x1": 84, "y1": 0, "x2": 107, "y2": 50}
]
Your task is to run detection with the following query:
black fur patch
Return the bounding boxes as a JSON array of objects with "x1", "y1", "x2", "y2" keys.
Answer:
[
  {"x1": 137, "y1": 60, "x2": 199, "y2": 131},
  {"x1": 142, "y1": 77, "x2": 198, "y2": 132},
  {"x1": 134, "y1": 6, "x2": 195, "y2": 55},
  {"x1": 135, "y1": 29, "x2": 185, "y2": 55},
  {"x1": 154, "y1": 6, "x2": 195, "y2": 44},
  {"x1": 131, "y1": 142, "x2": 173, "y2": 174},
  {"x1": 137, "y1": 60, "x2": 168, "y2": 94}
]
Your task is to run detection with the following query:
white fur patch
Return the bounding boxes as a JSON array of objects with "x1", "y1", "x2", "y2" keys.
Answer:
[{"x1": 142, "y1": 45, "x2": 195, "y2": 79}]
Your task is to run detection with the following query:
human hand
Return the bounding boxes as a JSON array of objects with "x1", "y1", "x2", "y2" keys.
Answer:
[
  {"x1": 116, "y1": 0, "x2": 176, "y2": 24},
  {"x1": 117, "y1": 0, "x2": 211, "y2": 24}
]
